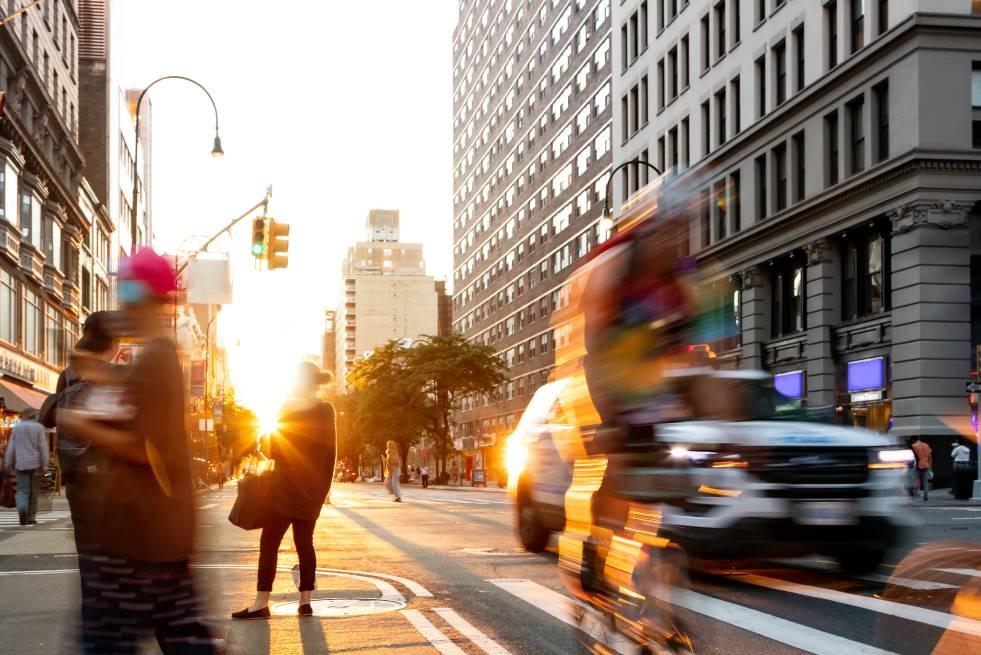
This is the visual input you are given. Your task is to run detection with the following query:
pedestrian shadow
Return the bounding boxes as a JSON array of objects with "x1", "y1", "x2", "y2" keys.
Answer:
[{"x1": 299, "y1": 617, "x2": 329, "y2": 654}]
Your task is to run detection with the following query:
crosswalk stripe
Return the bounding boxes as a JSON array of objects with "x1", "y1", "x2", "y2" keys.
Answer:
[
  {"x1": 196, "y1": 503, "x2": 217, "y2": 510},
  {"x1": 935, "y1": 568, "x2": 981, "y2": 578},
  {"x1": 738, "y1": 574, "x2": 981, "y2": 638},
  {"x1": 401, "y1": 609, "x2": 467, "y2": 655},
  {"x1": 434, "y1": 608, "x2": 513, "y2": 655},
  {"x1": 859, "y1": 574, "x2": 960, "y2": 591},
  {"x1": 649, "y1": 585, "x2": 898, "y2": 655}
]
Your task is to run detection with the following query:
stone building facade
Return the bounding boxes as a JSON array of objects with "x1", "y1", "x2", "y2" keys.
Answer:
[{"x1": 610, "y1": 0, "x2": 981, "y2": 481}]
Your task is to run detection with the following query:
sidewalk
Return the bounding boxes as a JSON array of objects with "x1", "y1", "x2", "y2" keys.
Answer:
[{"x1": 355, "y1": 480, "x2": 509, "y2": 494}]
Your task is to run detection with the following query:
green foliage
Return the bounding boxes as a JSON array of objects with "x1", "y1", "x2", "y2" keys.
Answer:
[
  {"x1": 345, "y1": 335, "x2": 507, "y2": 475},
  {"x1": 218, "y1": 397, "x2": 259, "y2": 466}
]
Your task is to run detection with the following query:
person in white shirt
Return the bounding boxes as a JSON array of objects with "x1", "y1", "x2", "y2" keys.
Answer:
[
  {"x1": 952, "y1": 441, "x2": 971, "y2": 462},
  {"x1": 951, "y1": 440, "x2": 975, "y2": 500}
]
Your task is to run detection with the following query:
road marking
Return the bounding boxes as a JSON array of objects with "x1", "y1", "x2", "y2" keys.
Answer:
[
  {"x1": 935, "y1": 568, "x2": 981, "y2": 578},
  {"x1": 738, "y1": 574, "x2": 981, "y2": 638},
  {"x1": 648, "y1": 585, "x2": 898, "y2": 655},
  {"x1": 196, "y1": 503, "x2": 217, "y2": 510},
  {"x1": 951, "y1": 517, "x2": 981, "y2": 521},
  {"x1": 859, "y1": 574, "x2": 960, "y2": 591},
  {"x1": 318, "y1": 567, "x2": 433, "y2": 598},
  {"x1": 434, "y1": 608, "x2": 513, "y2": 655},
  {"x1": 488, "y1": 579, "x2": 636, "y2": 654},
  {"x1": 401, "y1": 609, "x2": 466, "y2": 655}
]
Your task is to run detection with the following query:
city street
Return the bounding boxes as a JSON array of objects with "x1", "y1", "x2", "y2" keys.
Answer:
[{"x1": 1, "y1": 483, "x2": 980, "y2": 654}]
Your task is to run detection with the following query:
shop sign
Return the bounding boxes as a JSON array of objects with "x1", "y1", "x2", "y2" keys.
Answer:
[
  {"x1": 0, "y1": 346, "x2": 55, "y2": 391},
  {"x1": 851, "y1": 390, "x2": 884, "y2": 404},
  {"x1": 774, "y1": 370, "x2": 804, "y2": 400},
  {"x1": 847, "y1": 357, "x2": 885, "y2": 392}
]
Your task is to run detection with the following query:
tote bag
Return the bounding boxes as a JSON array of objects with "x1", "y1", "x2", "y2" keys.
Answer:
[{"x1": 228, "y1": 466, "x2": 272, "y2": 530}]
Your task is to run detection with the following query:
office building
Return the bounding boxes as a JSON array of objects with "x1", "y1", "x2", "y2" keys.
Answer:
[
  {"x1": 0, "y1": 0, "x2": 88, "y2": 409},
  {"x1": 611, "y1": 0, "x2": 981, "y2": 481},
  {"x1": 335, "y1": 210, "x2": 439, "y2": 390},
  {"x1": 451, "y1": 0, "x2": 614, "y2": 443}
]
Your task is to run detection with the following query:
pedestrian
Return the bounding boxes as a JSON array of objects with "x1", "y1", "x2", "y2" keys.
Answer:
[
  {"x1": 421, "y1": 464, "x2": 430, "y2": 489},
  {"x1": 232, "y1": 362, "x2": 336, "y2": 620},
  {"x1": 911, "y1": 436, "x2": 933, "y2": 501},
  {"x1": 952, "y1": 439, "x2": 973, "y2": 500},
  {"x1": 2, "y1": 411, "x2": 48, "y2": 526},
  {"x1": 58, "y1": 248, "x2": 222, "y2": 654},
  {"x1": 385, "y1": 440, "x2": 402, "y2": 502}
]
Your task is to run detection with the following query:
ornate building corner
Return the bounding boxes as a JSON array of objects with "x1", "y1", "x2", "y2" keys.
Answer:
[
  {"x1": 889, "y1": 201, "x2": 973, "y2": 234},
  {"x1": 741, "y1": 266, "x2": 766, "y2": 290},
  {"x1": 805, "y1": 238, "x2": 835, "y2": 266}
]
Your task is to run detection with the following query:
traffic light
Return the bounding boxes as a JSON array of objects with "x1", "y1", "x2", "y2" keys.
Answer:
[
  {"x1": 251, "y1": 218, "x2": 267, "y2": 258},
  {"x1": 266, "y1": 219, "x2": 290, "y2": 269}
]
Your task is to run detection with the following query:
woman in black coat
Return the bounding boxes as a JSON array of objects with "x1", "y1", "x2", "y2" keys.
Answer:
[{"x1": 233, "y1": 362, "x2": 336, "y2": 619}]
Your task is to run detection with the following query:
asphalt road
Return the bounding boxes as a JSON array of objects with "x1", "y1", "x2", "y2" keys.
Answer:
[{"x1": 1, "y1": 482, "x2": 980, "y2": 654}]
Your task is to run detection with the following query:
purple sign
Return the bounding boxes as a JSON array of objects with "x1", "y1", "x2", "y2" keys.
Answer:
[
  {"x1": 847, "y1": 357, "x2": 885, "y2": 392},
  {"x1": 774, "y1": 370, "x2": 804, "y2": 399}
]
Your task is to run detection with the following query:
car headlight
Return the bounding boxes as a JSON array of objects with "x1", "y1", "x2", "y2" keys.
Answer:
[
  {"x1": 678, "y1": 449, "x2": 747, "y2": 469},
  {"x1": 870, "y1": 448, "x2": 915, "y2": 469}
]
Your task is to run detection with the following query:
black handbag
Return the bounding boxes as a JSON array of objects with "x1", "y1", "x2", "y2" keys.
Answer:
[{"x1": 228, "y1": 470, "x2": 272, "y2": 530}]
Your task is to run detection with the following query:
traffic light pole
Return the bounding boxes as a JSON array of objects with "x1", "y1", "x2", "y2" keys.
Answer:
[{"x1": 177, "y1": 186, "x2": 272, "y2": 277}]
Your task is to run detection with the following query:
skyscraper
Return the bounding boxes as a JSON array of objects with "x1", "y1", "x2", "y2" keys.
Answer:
[{"x1": 451, "y1": 0, "x2": 614, "y2": 443}]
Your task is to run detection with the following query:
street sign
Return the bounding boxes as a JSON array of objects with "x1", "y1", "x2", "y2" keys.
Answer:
[{"x1": 966, "y1": 381, "x2": 981, "y2": 393}]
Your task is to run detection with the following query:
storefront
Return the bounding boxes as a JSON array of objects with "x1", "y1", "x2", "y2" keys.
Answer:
[
  {"x1": 837, "y1": 356, "x2": 892, "y2": 433},
  {"x1": 773, "y1": 369, "x2": 805, "y2": 406}
]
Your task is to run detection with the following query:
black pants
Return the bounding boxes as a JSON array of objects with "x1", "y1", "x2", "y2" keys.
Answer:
[
  {"x1": 421, "y1": 474, "x2": 429, "y2": 488},
  {"x1": 79, "y1": 552, "x2": 220, "y2": 655},
  {"x1": 258, "y1": 512, "x2": 317, "y2": 592}
]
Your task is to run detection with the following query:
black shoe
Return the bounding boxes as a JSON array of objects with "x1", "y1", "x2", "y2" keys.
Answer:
[
  {"x1": 298, "y1": 603, "x2": 313, "y2": 617},
  {"x1": 231, "y1": 607, "x2": 270, "y2": 620}
]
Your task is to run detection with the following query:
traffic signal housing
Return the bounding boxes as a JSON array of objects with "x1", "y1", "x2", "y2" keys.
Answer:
[
  {"x1": 251, "y1": 218, "x2": 267, "y2": 258},
  {"x1": 267, "y1": 219, "x2": 290, "y2": 269}
]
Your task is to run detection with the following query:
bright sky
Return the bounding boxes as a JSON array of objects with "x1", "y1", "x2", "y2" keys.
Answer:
[{"x1": 113, "y1": 1, "x2": 458, "y2": 418}]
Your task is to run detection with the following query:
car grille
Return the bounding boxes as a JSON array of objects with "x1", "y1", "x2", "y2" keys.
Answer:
[{"x1": 745, "y1": 447, "x2": 870, "y2": 485}]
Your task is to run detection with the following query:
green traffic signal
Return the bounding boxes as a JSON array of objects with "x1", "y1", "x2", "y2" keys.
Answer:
[
  {"x1": 251, "y1": 218, "x2": 267, "y2": 259},
  {"x1": 251, "y1": 242, "x2": 265, "y2": 257}
]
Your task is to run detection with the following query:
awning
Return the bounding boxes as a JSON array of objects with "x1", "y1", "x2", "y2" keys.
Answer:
[{"x1": 0, "y1": 379, "x2": 49, "y2": 413}]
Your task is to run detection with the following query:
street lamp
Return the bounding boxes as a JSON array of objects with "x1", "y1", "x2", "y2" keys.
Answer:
[
  {"x1": 600, "y1": 159, "x2": 663, "y2": 234},
  {"x1": 130, "y1": 75, "x2": 224, "y2": 253}
]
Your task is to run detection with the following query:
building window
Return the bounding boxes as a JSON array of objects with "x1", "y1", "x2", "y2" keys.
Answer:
[
  {"x1": 973, "y1": 62, "x2": 981, "y2": 149},
  {"x1": 851, "y1": 0, "x2": 865, "y2": 53},
  {"x1": 755, "y1": 154, "x2": 768, "y2": 219},
  {"x1": 792, "y1": 131, "x2": 806, "y2": 203},
  {"x1": 756, "y1": 0, "x2": 766, "y2": 25},
  {"x1": 641, "y1": 75, "x2": 649, "y2": 125},
  {"x1": 19, "y1": 192, "x2": 32, "y2": 241},
  {"x1": 621, "y1": 96, "x2": 629, "y2": 142},
  {"x1": 668, "y1": 126, "x2": 678, "y2": 168},
  {"x1": 842, "y1": 230, "x2": 888, "y2": 320},
  {"x1": 730, "y1": 171, "x2": 742, "y2": 232},
  {"x1": 700, "y1": 14, "x2": 710, "y2": 73},
  {"x1": 621, "y1": 24, "x2": 628, "y2": 72},
  {"x1": 23, "y1": 289, "x2": 41, "y2": 357},
  {"x1": 716, "y1": 88, "x2": 727, "y2": 146},
  {"x1": 641, "y1": 2, "x2": 649, "y2": 49},
  {"x1": 774, "y1": 40, "x2": 787, "y2": 105},
  {"x1": 873, "y1": 80, "x2": 889, "y2": 162},
  {"x1": 0, "y1": 269, "x2": 15, "y2": 344},
  {"x1": 878, "y1": 0, "x2": 889, "y2": 35},
  {"x1": 732, "y1": 0, "x2": 741, "y2": 44},
  {"x1": 630, "y1": 11, "x2": 639, "y2": 60},
  {"x1": 701, "y1": 100, "x2": 711, "y2": 156},
  {"x1": 756, "y1": 55, "x2": 767, "y2": 119},
  {"x1": 681, "y1": 34, "x2": 690, "y2": 88},
  {"x1": 793, "y1": 25, "x2": 805, "y2": 93},
  {"x1": 731, "y1": 76, "x2": 741, "y2": 134},
  {"x1": 773, "y1": 143, "x2": 788, "y2": 212},
  {"x1": 772, "y1": 261, "x2": 805, "y2": 337},
  {"x1": 45, "y1": 304, "x2": 62, "y2": 366},
  {"x1": 847, "y1": 95, "x2": 865, "y2": 175},
  {"x1": 701, "y1": 188, "x2": 711, "y2": 247},
  {"x1": 657, "y1": 0, "x2": 665, "y2": 32},
  {"x1": 714, "y1": 179, "x2": 727, "y2": 241},
  {"x1": 631, "y1": 84, "x2": 640, "y2": 133},
  {"x1": 681, "y1": 116, "x2": 690, "y2": 167},
  {"x1": 827, "y1": 1, "x2": 838, "y2": 69},
  {"x1": 0, "y1": 170, "x2": 4, "y2": 219},
  {"x1": 667, "y1": 46, "x2": 678, "y2": 100},
  {"x1": 657, "y1": 58, "x2": 665, "y2": 110},
  {"x1": 715, "y1": 1, "x2": 726, "y2": 59},
  {"x1": 656, "y1": 137, "x2": 666, "y2": 174},
  {"x1": 825, "y1": 110, "x2": 840, "y2": 186}
]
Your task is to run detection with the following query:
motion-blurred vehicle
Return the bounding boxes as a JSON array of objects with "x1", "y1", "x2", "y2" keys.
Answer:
[
  {"x1": 509, "y1": 370, "x2": 916, "y2": 573},
  {"x1": 335, "y1": 466, "x2": 358, "y2": 483}
]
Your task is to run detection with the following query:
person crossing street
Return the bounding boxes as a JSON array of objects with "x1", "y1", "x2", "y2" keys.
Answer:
[{"x1": 2, "y1": 411, "x2": 48, "y2": 526}]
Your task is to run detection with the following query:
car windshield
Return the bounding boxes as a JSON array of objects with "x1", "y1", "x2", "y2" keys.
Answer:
[{"x1": 690, "y1": 376, "x2": 810, "y2": 422}]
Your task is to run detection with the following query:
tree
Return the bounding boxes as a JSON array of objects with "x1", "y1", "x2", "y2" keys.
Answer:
[
  {"x1": 346, "y1": 341, "x2": 428, "y2": 482},
  {"x1": 403, "y1": 335, "x2": 507, "y2": 478}
]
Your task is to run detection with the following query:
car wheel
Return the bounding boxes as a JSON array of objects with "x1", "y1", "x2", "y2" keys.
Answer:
[
  {"x1": 517, "y1": 495, "x2": 551, "y2": 552},
  {"x1": 835, "y1": 549, "x2": 886, "y2": 575}
]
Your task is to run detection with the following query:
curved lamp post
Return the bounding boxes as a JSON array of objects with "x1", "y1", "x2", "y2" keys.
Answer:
[
  {"x1": 599, "y1": 159, "x2": 662, "y2": 234},
  {"x1": 130, "y1": 76, "x2": 224, "y2": 252}
]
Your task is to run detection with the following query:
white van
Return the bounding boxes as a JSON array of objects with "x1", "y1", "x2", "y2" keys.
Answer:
[{"x1": 509, "y1": 371, "x2": 917, "y2": 573}]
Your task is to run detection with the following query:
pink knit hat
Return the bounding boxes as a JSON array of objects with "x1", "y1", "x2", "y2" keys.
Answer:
[{"x1": 118, "y1": 248, "x2": 178, "y2": 298}]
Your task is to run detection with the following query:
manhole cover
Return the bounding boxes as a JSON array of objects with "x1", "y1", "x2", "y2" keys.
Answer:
[{"x1": 270, "y1": 598, "x2": 406, "y2": 617}]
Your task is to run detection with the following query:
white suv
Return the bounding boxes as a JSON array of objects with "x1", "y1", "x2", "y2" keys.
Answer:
[{"x1": 509, "y1": 371, "x2": 917, "y2": 573}]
